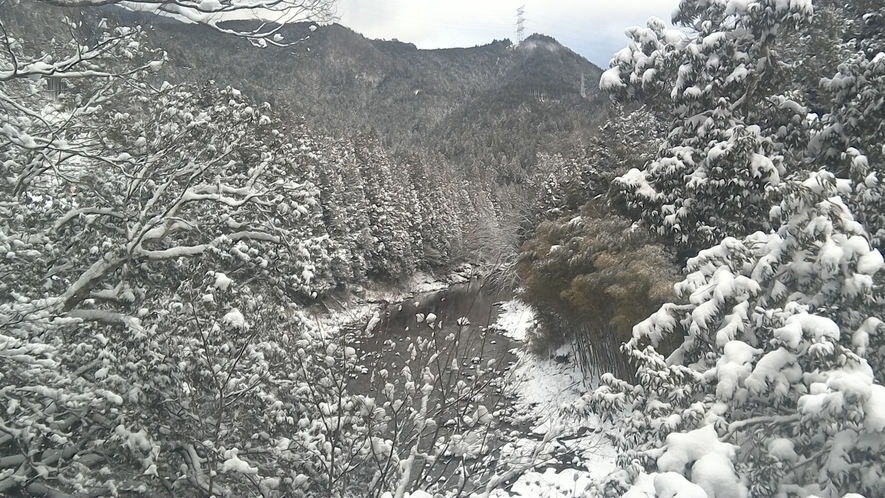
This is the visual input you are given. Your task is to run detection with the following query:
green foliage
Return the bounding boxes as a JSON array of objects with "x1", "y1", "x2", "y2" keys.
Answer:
[{"x1": 516, "y1": 202, "x2": 678, "y2": 353}]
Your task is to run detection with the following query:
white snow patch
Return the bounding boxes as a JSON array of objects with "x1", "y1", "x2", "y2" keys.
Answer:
[
  {"x1": 365, "y1": 311, "x2": 382, "y2": 334},
  {"x1": 213, "y1": 272, "x2": 233, "y2": 291},
  {"x1": 408, "y1": 271, "x2": 448, "y2": 293},
  {"x1": 508, "y1": 347, "x2": 585, "y2": 424},
  {"x1": 221, "y1": 448, "x2": 258, "y2": 474},
  {"x1": 658, "y1": 425, "x2": 735, "y2": 471},
  {"x1": 486, "y1": 320, "x2": 616, "y2": 497},
  {"x1": 496, "y1": 468, "x2": 597, "y2": 497},
  {"x1": 858, "y1": 249, "x2": 884, "y2": 275},
  {"x1": 618, "y1": 167, "x2": 658, "y2": 199},
  {"x1": 768, "y1": 438, "x2": 799, "y2": 463},
  {"x1": 222, "y1": 309, "x2": 246, "y2": 329},
  {"x1": 600, "y1": 67, "x2": 625, "y2": 90},
  {"x1": 654, "y1": 472, "x2": 707, "y2": 498},
  {"x1": 865, "y1": 384, "x2": 885, "y2": 432},
  {"x1": 494, "y1": 299, "x2": 535, "y2": 341},
  {"x1": 644, "y1": 425, "x2": 746, "y2": 498}
]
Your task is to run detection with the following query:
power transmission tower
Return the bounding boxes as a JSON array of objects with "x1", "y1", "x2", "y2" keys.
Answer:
[{"x1": 516, "y1": 5, "x2": 526, "y2": 43}]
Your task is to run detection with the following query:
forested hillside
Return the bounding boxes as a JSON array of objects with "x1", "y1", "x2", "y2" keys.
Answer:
[
  {"x1": 107, "y1": 4, "x2": 612, "y2": 275},
  {"x1": 141, "y1": 16, "x2": 607, "y2": 182}
]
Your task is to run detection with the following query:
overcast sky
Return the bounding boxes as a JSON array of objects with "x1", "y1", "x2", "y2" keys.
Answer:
[{"x1": 334, "y1": 1, "x2": 678, "y2": 67}]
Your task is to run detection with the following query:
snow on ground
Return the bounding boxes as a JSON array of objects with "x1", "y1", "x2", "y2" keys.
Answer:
[
  {"x1": 504, "y1": 468, "x2": 601, "y2": 498},
  {"x1": 490, "y1": 299, "x2": 618, "y2": 498},
  {"x1": 494, "y1": 299, "x2": 535, "y2": 342},
  {"x1": 408, "y1": 271, "x2": 450, "y2": 294},
  {"x1": 508, "y1": 344, "x2": 585, "y2": 434}
]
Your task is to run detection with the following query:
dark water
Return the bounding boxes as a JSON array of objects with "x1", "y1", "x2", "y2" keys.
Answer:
[{"x1": 357, "y1": 281, "x2": 517, "y2": 371}]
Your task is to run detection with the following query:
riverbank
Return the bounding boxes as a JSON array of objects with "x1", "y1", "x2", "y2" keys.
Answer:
[
  {"x1": 312, "y1": 267, "x2": 479, "y2": 334},
  {"x1": 320, "y1": 277, "x2": 618, "y2": 497},
  {"x1": 486, "y1": 301, "x2": 617, "y2": 498}
]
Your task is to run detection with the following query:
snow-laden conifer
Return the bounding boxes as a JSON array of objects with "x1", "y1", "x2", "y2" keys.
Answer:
[
  {"x1": 583, "y1": 173, "x2": 885, "y2": 497},
  {"x1": 813, "y1": 4, "x2": 885, "y2": 251},
  {"x1": 605, "y1": 0, "x2": 814, "y2": 253}
]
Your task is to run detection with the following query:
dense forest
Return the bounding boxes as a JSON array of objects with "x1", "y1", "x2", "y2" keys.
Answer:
[{"x1": 2, "y1": 0, "x2": 885, "y2": 497}]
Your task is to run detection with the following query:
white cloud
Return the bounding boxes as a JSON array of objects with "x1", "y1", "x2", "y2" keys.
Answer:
[{"x1": 336, "y1": 0, "x2": 677, "y2": 65}]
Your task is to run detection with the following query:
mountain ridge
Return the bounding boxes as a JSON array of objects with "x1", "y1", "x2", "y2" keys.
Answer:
[{"x1": 138, "y1": 15, "x2": 607, "y2": 180}]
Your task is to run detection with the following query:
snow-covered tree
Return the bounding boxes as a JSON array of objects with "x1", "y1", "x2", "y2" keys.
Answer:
[
  {"x1": 1, "y1": 9, "x2": 163, "y2": 203},
  {"x1": 33, "y1": 0, "x2": 336, "y2": 43},
  {"x1": 1, "y1": 63, "x2": 362, "y2": 492},
  {"x1": 1, "y1": 0, "x2": 336, "y2": 198},
  {"x1": 580, "y1": 172, "x2": 885, "y2": 498},
  {"x1": 571, "y1": 3, "x2": 885, "y2": 496},
  {"x1": 812, "y1": 2, "x2": 885, "y2": 251},
  {"x1": 604, "y1": 0, "x2": 815, "y2": 253},
  {"x1": 0, "y1": 3, "x2": 442, "y2": 495}
]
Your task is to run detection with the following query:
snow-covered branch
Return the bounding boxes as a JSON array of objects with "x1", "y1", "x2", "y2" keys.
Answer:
[
  {"x1": 54, "y1": 207, "x2": 128, "y2": 229},
  {"x1": 67, "y1": 309, "x2": 143, "y2": 328},
  {"x1": 0, "y1": 16, "x2": 160, "y2": 82},
  {"x1": 726, "y1": 413, "x2": 801, "y2": 434},
  {"x1": 33, "y1": 0, "x2": 337, "y2": 41},
  {"x1": 134, "y1": 230, "x2": 280, "y2": 260}
]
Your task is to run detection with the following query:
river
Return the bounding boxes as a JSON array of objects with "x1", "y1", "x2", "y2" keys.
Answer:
[
  {"x1": 347, "y1": 281, "x2": 526, "y2": 495},
  {"x1": 356, "y1": 281, "x2": 518, "y2": 373}
]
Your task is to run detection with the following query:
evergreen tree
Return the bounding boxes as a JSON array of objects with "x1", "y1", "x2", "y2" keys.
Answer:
[
  {"x1": 585, "y1": 173, "x2": 885, "y2": 498},
  {"x1": 603, "y1": 0, "x2": 814, "y2": 253},
  {"x1": 813, "y1": 2, "x2": 885, "y2": 250},
  {"x1": 581, "y1": 2, "x2": 885, "y2": 497}
]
